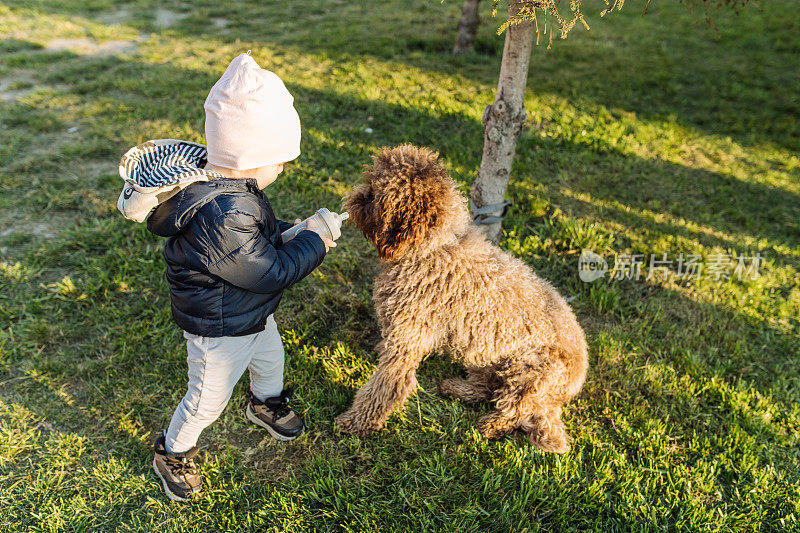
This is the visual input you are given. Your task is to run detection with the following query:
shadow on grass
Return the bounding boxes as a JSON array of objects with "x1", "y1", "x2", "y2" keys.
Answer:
[
  {"x1": 4, "y1": 40, "x2": 796, "y2": 264},
  {"x1": 1, "y1": 28, "x2": 798, "y2": 527},
  {"x1": 509, "y1": 136, "x2": 800, "y2": 257},
  {"x1": 3, "y1": 0, "x2": 797, "y2": 154},
  {"x1": 6, "y1": 41, "x2": 800, "y2": 254}
]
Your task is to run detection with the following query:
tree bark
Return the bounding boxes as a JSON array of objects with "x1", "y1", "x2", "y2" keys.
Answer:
[
  {"x1": 452, "y1": 0, "x2": 481, "y2": 55},
  {"x1": 470, "y1": 3, "x2": 534, "y2": 242}
]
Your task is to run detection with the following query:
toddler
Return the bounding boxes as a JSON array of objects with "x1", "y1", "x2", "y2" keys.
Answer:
[{"x1": 117, "y1": 52, "x2": 336, "y2": 501}]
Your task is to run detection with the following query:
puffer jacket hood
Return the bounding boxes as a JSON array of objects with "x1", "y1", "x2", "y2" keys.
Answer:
[
  {"x1": 147, "y1": 179, "x2": 255, "y2": 237},
  {"x1": 117, "y1": 139, "x2": 225, "y2": 223}
]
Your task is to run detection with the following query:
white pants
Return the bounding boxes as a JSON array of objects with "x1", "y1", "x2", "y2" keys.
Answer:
[{"x1": 165, "y1": 315, "x2": 285, "y2": 454}]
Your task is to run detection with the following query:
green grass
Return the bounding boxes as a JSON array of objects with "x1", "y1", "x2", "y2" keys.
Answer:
[{"x1": 1, "y1": 0, "x2": 798, "y2": 530}]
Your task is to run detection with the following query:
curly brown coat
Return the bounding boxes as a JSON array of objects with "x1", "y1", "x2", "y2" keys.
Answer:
[{"x1": 336, "y1": 145, "x2": 588, "y2": 453}]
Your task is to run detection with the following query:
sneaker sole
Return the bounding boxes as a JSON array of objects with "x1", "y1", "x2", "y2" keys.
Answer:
[
  {"x1": 152, "y1": 458, "x2": 191, "y2": 503},
  {"x1": 245, "y1": 404, "x2": 299, "y2": 441}
]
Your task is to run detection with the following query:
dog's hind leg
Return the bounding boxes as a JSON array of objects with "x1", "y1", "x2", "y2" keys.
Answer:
[
  {"x1": 439, "y1": 367, "x2": 497, "y2": 403},
  {"x1": 477, "y1": 380, "x2": 524, "y2": 440},
  {"x1": 479, "y1": 385, "x2": 568, "y2": 450},
  {"x1": 476, "y1": 363, "x2": 531, "y2": 439},
  {"x1": 478, "y1": 348, "x2": 573, "y2": 452},
  {"x1": 515, "y1": 350, "x2": 573, "y2": 453}
]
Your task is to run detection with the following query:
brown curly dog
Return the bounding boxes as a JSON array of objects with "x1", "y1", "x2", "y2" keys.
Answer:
[{"x1": 335, "y1": 145, "x2": 588, "y2": 453}]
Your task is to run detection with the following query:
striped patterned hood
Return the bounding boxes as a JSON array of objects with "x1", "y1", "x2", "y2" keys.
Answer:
[{"x1": 116, "y1": 139, "x2": 225, "y2": 223}]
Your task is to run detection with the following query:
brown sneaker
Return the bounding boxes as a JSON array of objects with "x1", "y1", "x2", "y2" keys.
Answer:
[
  {"x1": 152, "y1": 433, "x2": 202, "y2": 502},
  {"x1": 245, "y1": 388, "x2": 304, "y2": 441}
]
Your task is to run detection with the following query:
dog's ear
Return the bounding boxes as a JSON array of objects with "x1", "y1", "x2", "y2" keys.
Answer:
[
  {"x1": 343, "y1": 183, "x2": 376, "y2": 240},
  {"x1": 367, "y1": 145, "x2": 457, "y2": 261}
]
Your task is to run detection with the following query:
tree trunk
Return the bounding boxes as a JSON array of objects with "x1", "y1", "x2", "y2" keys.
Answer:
[
  {"x1": 470, "y1": 4, "x2": 534, "y2": 242},
  {"x1": 452, "y1": 0, "x2": 481, "y2": 55}
]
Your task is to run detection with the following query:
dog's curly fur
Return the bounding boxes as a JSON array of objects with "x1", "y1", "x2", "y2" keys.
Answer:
[{"x1": 336, "y1": 145, "x2": 588, "y2": 453}]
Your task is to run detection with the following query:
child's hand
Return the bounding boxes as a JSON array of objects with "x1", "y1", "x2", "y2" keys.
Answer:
[{"x1": 306, "y1": 219, "x2": 337, "y2": 252}]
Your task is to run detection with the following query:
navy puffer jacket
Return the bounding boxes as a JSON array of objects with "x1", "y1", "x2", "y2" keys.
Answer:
[{"x1": 132, "y1": 142, "x2": 326, "y2": 337}]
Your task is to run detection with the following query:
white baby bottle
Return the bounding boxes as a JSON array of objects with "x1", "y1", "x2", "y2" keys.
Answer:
[{"x1": 281, "y1": 208, "x2": 349, "y2": 242}]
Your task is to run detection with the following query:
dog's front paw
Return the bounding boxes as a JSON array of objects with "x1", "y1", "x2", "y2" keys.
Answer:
[{"x1": 335, "y1": 411, "x2": 382, "y2": 437}]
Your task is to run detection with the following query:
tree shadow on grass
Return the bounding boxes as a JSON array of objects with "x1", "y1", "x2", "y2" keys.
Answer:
[
  {"x1": 3, "y1": 41, "x2": 796, "y2": 267},
  {"x1": 1, "y1": 40, "x2": 797, "y2": 298},
  {"x1": 508, "y1": 136, "x2": 800, "y2": 263},
  {"x1": 294, "y1": 81, "x2": 800, "y2": 257},
  {"x1": 3, "y1": 0, "x2": 798, "y2": 154}
]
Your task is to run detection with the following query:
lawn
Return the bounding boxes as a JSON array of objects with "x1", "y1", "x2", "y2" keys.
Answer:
[{"x1": 0, "y1": 0, "x2": 798, "y2": 531}]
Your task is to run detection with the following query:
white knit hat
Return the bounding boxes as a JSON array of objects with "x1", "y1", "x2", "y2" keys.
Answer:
[{"x1": 204, "y1": 52, "x2": 301, "y2": 170}]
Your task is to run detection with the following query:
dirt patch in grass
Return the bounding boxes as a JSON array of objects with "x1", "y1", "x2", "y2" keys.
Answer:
[
  {"x1": 0, "y1": 70, "x2": 36, "y2": 101},
  {"x1": 0, "y1": 221, "x2": 58, "y2": 240},
  {"x1": 155, "y1": 8, "x2": 185, "y2": 28},
  {"x1": 0, "y1": 208, "x2": 75, "y2": 255},
  {"x1": 0, "y1": 69, "x2": 72, "y2": 101},
  {"x1": 45, "y1": 38, "x2": 139, "y2": 57},
  {"x1": 94, "y1": 7, "x2": 133, "y2": 26}
]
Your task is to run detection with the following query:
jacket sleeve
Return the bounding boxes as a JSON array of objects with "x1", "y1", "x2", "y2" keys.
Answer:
[
  {"x1": 276, "y1": 219, "x2": 294, "y2": 233},
  {"x1": 203, "y1": 210, "x2": 326, "y2": 294}
]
